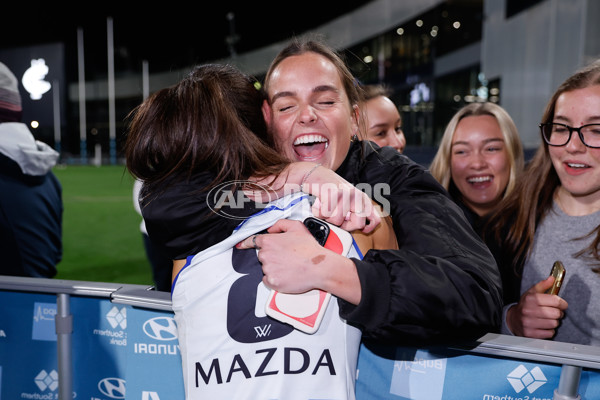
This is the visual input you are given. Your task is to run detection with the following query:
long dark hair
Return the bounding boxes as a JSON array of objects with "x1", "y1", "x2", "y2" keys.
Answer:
[
  {"x1": 485, "y1": 59, "x2": 600, "y2": 275},
  {"x1": 125, "y1": 64, "x2": 290, "y2": 195}
]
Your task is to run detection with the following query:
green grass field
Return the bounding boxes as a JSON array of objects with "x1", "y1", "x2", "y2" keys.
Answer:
[{"x1": 52, "y1": 165, "x2": 154, "y2": 286}]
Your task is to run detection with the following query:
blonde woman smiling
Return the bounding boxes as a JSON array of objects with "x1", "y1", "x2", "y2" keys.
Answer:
[{"x1": 430, "y1": 102, "x2": 524, "y2": 232}]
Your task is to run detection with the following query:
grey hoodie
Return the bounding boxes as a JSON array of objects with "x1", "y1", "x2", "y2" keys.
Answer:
[{"x1": 0, "y1": 122, "x2": 58, "y2": 175}]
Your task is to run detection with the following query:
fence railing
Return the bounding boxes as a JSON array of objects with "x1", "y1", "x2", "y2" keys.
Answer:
[{"x1": 1, "y1": 275, "x2": 598, "y2": 400}]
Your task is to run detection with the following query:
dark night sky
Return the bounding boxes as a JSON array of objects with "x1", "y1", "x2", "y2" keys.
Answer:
[{"x1": 1, "y1": 1, "x2": 375, "y2": 75}]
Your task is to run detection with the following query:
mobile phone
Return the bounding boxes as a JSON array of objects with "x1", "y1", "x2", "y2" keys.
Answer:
[
  {"x1": 303, "y1": 217, "x2": 348, "y2": 255},
  {"x1": 303, "y1": 217, "x2": 330, "y2": 246},
  {"x1": 546, "y1": 261, "x2": 566, "y2": 296},
  {"x1": 264, "y1": 217, "x2": 353, "y2": 334}
]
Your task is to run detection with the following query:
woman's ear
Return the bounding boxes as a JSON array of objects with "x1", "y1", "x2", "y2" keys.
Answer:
[
  {"x1": 262, "y1": 100, "x2": 272, "y2": 129},
  {"x1": 351, "y1": 104, "x2": 361, "y2": 139}
]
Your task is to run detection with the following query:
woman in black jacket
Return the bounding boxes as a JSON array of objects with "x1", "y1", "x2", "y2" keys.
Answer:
[{"x1": 257, "y1": 37, "x2": 503, "y2": 345}]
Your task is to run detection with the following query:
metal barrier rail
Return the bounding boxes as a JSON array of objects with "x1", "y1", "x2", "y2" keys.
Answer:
[
  {"x1": 452, "y1": 334, "x2": 600, "y2": 400},
  {"x1": 0, "y1": 276, "x2": 163, "y2": 400},
  {"x1": 1, "y1": 275, "x2": 599, "y2": 400}
]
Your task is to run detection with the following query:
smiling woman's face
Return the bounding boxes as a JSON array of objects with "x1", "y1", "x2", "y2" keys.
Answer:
[
  {"x1": 450, "y1": 114, "x2": 510, "y2": 216},
  {"x1": 364, "y1": 95, "x2": 406, "y2": 153},
  {"x1": 262, "y1": 52, "x2": 358, "y2": 171},
  {"x1": 548, "y1": 85, "x2": 600, "y2": 202}
]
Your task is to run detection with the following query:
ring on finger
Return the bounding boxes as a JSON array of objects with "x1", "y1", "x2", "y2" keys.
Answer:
[{"x1": 252, "y1": 234, "x2": 260, "y2": 249}]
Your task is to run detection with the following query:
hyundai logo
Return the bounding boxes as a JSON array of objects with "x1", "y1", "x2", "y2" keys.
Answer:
[
  {"x1": 143, "y1": 316, "x2": 178, "y2": 341},
  {"x1": 98, "y1": 377, "x2": 126, "y2": 399}
]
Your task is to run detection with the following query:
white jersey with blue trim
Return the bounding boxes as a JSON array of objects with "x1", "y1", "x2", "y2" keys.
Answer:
[{"x1": 172, "y1": 192, "x2": 362, "y2": 400}]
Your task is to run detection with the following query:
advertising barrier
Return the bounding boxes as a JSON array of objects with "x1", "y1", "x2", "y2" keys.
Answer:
[
  {"x1": 0, "y1": 276, "x2": 599, "y2": 399},
  {"x1": 0, "y1": 277, "x2": 183, "y2": 399},
  {"x1": 355, "y1": 341, "x2": 600, "y2": 400}
]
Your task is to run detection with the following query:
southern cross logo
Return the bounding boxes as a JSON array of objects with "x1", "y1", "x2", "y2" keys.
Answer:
[
  {"x1": 507, "y1": 365, "x2": 547, "y2": 393},
  {"x1": 106, "y1": 306, "x2": 127, "y2": 329},
  {"x1": 35, "y1": 369, "x2": 58, "y2": 391}
]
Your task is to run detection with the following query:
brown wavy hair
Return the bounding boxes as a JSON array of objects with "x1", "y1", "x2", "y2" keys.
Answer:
[{"x1": 124, "y1": 64, "x2": 290, "y2": 196}]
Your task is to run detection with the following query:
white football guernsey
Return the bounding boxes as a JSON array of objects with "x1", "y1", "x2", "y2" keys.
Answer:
[{"x1": 171, "y1": 193, "x2": 362, "y2": 400}]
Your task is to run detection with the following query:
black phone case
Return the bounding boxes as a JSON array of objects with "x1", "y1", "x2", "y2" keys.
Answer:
[{"x1": 303, "y1": 217, "x2": 330, "y2": 246}]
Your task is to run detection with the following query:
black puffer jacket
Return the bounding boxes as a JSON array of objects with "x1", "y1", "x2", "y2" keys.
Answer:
[
  {"x1": 142, "y1": 140, "x2": 503, "y2": 345},
  {"x1": 335, "y1": 141, "x2": 502, "y2": 345}
]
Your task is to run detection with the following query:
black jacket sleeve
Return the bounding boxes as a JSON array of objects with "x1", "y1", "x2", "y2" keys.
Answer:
[
  {"x1": 336, "y1": 143, "x2": 503, "y2": 345},
  {"x1": 141, "y1": 172, "x2": 260, "y2": 259},
  {"x1": 483, "y1": 218, "x2": 524, "y2": 306}
]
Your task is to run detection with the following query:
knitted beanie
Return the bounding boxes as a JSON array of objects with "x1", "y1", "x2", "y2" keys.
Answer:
[{"x1": 0, "y1": 62, "x2": 23, "y2": 122}]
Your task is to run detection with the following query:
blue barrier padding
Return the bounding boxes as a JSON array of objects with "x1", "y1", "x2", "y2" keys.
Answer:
[
  {"x1": 1, "y1": 276, "x2": 599, "y2": 400},
  {"x1": 355, "y1": 342, "x2": 600, "y2": 399},
  {"x1": 0, "y1": 287, "x2": 184, "y2": 399}
]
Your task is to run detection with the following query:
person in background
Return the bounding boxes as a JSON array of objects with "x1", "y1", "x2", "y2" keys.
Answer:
[
  {"x1": 133, "y1": 179, "x2": 172, "y2": 291},
  {"x1": 360, "y1": 84, "x2": 406, "y2": 153},
  {"x1": 484, "y1": 59, "x2": 600, "y2": 345},
  {"x1": 0, "y1": 61, "x2": 62, "y2": 278},
  {"x1": 429, "y1": 102, "x2": 524, "y2": 232},
  {"x1": 258, "y1": 37, "x2": 503, "y2": 344}
]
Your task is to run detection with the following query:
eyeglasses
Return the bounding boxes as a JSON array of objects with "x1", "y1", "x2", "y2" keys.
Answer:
[{"x1": 540, "y1": 123, "x2": 600, "y2": 148}]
